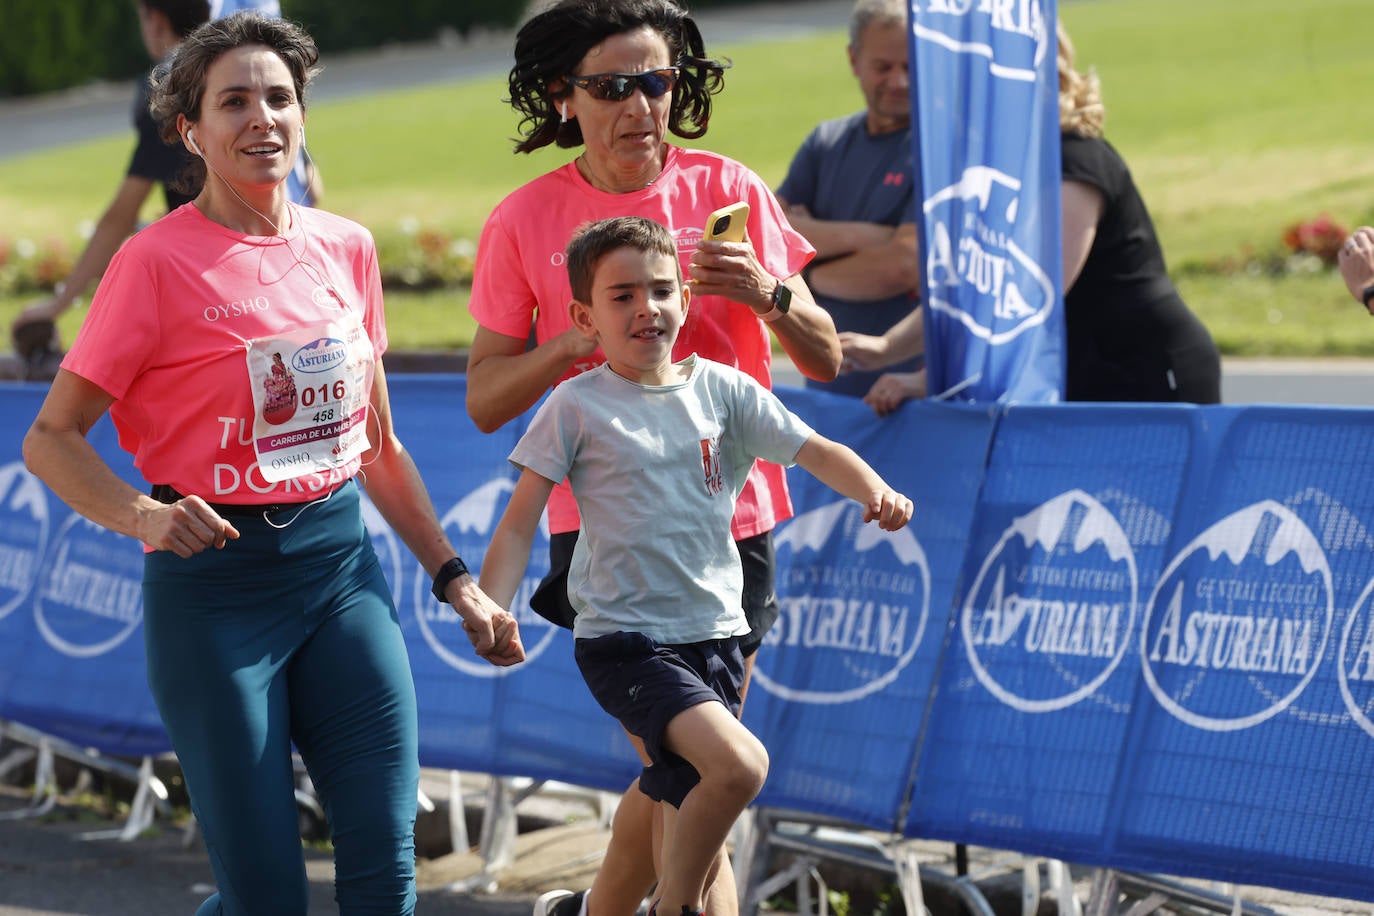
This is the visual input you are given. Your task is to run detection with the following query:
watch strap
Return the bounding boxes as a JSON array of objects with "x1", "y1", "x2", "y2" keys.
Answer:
[
  {"x1": 1361, "y1": 284, "x2": 1374, "y2": 310},
  {"x1": 431, "y1": 556, "x2": 471, "y2": 602}
]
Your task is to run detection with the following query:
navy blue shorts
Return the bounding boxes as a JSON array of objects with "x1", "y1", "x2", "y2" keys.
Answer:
[
  {"x1": 534, "y1": 531, "x2": 779, "y2": 657},
  {"x1": 574, "y1": 631, "x2": 745, "y2": 808}
]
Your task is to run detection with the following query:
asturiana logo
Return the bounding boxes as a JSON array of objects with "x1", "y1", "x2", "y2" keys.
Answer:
[
  {"x1": 291, "y1": 337, "x2": 348, "y2": 373},
  {"x1": 755, "y1": 500, "x2": 930, "y2": 705},
  {"x1": 912, "y1": 0, "x2": 1050, "y2": 83},
  {"x1": 962, "y1": 490, "x2": 1137, "y2": 713},
  {"x1": 923, "y1": 166, "x2": 1055, "y2": 346},
  {"x1": 1141, "y1": 500, "x2": 1332, "y2": 732},
  {"x1": 35, "y1": 516, "x2": 143, "y2": 658},
  {"x1": 1339, "y1": 575, "x2": 1374, "y2": 740},
  {"x1": 0, "y1": 463, "x2": 50, "y2": 624}
]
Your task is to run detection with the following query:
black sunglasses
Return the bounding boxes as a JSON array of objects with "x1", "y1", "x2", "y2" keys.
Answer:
[{"x1": 568, "y1": 67, "x2": 679, "y2": 102}]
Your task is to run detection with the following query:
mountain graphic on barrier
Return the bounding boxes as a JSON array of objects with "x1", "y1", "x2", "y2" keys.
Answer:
[
  {"x1": 1007, "y1": 489, "x2": 1133, "y2": 563},
  {"x1": 1193, "y1": 499, "x2": 1326, "y2": 574}
]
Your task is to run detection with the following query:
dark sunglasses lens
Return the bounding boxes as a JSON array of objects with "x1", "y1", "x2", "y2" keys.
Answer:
[
  {"x1": 594, "y1": 75, "x2": 635, "y2": 100},
  {"x1": 639, "y1": 70, "x2": 675, "y2": 98}
]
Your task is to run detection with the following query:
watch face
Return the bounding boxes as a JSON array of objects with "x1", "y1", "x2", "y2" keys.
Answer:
[{"x1": 773, "y1": 283, "x2": 793, "y2": 312}]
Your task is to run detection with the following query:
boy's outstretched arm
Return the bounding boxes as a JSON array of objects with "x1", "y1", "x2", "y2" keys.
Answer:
[
  {"x1": 793, "y1": 435, "x2": 914, "y2": 531},
  {"x1": 479, "y1": 467, "x2": 558, "y2": 611}
]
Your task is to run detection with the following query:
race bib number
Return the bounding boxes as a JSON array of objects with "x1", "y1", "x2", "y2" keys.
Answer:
[{"x1": 245, "y1": 315, "x2": 374, "y2": 483}]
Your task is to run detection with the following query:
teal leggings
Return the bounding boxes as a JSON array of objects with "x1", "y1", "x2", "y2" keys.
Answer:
[{"x1": 142, "y1": 481, "x2": 419, "y2": 915}]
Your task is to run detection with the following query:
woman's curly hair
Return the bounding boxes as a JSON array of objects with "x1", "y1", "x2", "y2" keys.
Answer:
[
  {"x1": 508, "y1": 0, "x2": 730, "y2": 154},
  {"x1": 148, "y1": 12, "x2": 320, "y2": 194},
  {"x1": 1057, "y1": 20, "x2": 1104, "y2": 138}
]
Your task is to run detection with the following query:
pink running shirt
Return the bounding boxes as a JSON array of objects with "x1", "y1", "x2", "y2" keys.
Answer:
[{"x1": 63, "y1": 203, "x2": 388, "y2": 503}]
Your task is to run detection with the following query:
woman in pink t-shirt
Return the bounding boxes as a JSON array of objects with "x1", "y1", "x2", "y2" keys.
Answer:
[
  {"x1": 465, "y1": 4, "x2": 843, "y2": 916},
  {"x1": 22, "y1": 13, "x2": 522, "y2": 915}
]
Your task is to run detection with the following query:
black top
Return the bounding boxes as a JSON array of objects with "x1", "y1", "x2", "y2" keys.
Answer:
[
  {"x1": 1060, "y1": 132, "x2": 1220, "y2": 403},
  {"x1": 128, "y1": 69, "x2": 197, "y2": 212}
]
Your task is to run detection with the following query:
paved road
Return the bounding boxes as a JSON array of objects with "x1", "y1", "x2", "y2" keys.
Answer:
[{"x1": 0, "y1": 809, "x2": 537, "y2": 916}]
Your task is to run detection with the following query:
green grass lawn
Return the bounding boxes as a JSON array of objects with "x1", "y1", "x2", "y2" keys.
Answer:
[{"x1": 4, "y1": 0, "x2": 1374, "y2": 355}]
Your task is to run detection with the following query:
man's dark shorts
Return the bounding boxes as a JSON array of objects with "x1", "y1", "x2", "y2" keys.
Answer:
[
  {"x1": 530, "y1": 530, "x2": 780, "y2": 656},
  {"x1": 574, "y1": 630, "x2": 745, "y2": 808}
]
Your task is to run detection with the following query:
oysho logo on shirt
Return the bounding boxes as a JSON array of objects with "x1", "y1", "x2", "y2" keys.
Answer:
[{"x1": 204, "y1": 296, "x2": 271, "y2": 322}]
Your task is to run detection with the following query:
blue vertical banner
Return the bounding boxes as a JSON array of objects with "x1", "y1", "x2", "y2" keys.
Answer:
[{"x1": 909, "y1": 0, "x2": 1064, "y2": 403}]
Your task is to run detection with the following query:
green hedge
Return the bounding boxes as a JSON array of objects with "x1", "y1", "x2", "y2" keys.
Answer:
[
  {"x1": 0, "y1": 1, "x2": 147, "y2": 96},
  {"x1": 281, "y1": 0, "x2": 523, "y2": 56}
]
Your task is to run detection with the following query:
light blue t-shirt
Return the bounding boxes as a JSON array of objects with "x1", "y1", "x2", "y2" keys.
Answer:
[
  {"x1": 509, "y1": 356, "x2": 813, "y2": 644},
  {"x1": 210, "y1": 0, "x2": 281, "y2": 16}
]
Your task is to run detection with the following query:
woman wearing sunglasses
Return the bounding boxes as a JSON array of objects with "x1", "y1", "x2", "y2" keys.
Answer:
[{"x1": 464, "y1": 2, "x2": 842, "y2": 916}]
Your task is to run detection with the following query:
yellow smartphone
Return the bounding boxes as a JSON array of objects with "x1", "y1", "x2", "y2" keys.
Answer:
[{"x1": 703, "y1": 202, "x2": 749, "y2": 242}]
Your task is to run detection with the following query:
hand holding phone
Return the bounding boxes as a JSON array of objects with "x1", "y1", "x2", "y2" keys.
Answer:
[{"x1": 703, "y1": 202, "x2": 749, "y2": 243}]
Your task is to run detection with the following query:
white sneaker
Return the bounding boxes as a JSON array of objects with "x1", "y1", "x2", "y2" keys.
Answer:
[{"x1": 534, "y1": 889, "x2": 585, "y2": 916}]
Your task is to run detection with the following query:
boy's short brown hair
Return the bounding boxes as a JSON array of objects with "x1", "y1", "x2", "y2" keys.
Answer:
[{"x1": 566, "y1": 216, "x2": 680, "y2": 303}]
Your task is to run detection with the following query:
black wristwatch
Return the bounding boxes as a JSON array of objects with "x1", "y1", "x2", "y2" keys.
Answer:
[
  {"x1": 431, "y1": 556, "x2": 471, "y2": 602},
  {"x1": 758, "y1": 280, "x2": 792, "y2": 323},
  {"x1": 1361, "y1": 284, "x2": 1374, "y2": 313}
]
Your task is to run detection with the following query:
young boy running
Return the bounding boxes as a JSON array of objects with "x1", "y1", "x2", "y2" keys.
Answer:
[{"x1": 477, "y1": 216, "x2": 913, "y2": 916}]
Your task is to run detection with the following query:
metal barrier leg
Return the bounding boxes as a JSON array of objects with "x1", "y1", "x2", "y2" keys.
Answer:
[
  {"x1": 730, "y1": 808, "x2": 759, "y2": 912},
  {"x1": 1086, "y1": 869, "x2": 1120, "y2": 916},
  {"x1": 0, "y1": 719, "x2": 38, "y2": 784},
  {"x1": 1048, "y1": 859, "x2": 1082, "y2": 916},
  {"x1": 0, "y1": 734, "x2": 56, "y2": 821},
  {"x1": 446, "y1": 776, "x2": 518, "y2": 894},
  {"x1": 77, "y1": 755, "x2": 165, "y2": 842},
  {"x1": 1022, "y1": 859, "x2": 1042, "y2": 916},
  {"x1": 892, "y1": 841, "x2": 929, "y2": 916},
  {"x1": 449, "y1": 770, "x2": 470, "y2": 854}
]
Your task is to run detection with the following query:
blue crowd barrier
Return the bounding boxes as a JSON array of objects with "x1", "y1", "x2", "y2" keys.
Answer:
[{"x1": 1, "y1": 378, "x2": 1372, "y2": 902}]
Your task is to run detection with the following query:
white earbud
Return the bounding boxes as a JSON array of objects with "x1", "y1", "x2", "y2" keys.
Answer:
[
  {"x1": 560, "y1": 101, "x2": 569, "y2": 124},
  {"x1": 187, "y1": 129, "x2": 204, "y2": 157}
]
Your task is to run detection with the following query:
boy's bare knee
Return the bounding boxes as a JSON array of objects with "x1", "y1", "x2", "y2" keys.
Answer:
[{"x1": 709, "y1": 740, "x2": 767, "y2": 803}]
